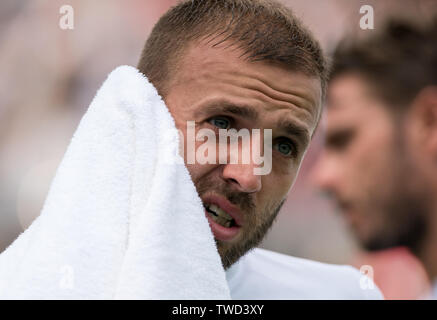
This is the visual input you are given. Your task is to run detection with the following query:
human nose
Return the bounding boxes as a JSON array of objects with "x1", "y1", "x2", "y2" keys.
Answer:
[{"x1": 221, "y1": 162, "x2": 262, "y2": 193}]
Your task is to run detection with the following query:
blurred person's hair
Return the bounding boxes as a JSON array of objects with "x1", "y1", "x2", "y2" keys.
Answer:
[
  {"x1": 331, "y1": 17, "x2": 437, "y2": 111},
  {"x1": 137, "y1": 0, "x2": 328, "y2": 99}
]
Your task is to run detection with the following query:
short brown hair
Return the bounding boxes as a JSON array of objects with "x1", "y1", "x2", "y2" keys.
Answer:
[
  {"x1": 331, "y1": 17, "x2": 437, "y2": 111},
  {"x1": 137, "y1": 0, "x2": 328, "y2": 99}
]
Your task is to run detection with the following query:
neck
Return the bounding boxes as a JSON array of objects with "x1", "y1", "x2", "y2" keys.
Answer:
[{"x1": 415, "y1": 203, "x2": 437, "y2": 283}]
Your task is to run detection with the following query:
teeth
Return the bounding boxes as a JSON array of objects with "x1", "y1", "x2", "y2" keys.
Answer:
[
  {"x1": 206, "y1": 204, "x2": 234, "y2": 228},
  {"x1": 209, "y1": 204, "x2": 233, "y2": 220}
]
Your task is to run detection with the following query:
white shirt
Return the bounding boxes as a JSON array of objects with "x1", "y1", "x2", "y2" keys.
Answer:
[
  {"x1": 226, "y1": 248, "x2": 384, "y2": 299},
  {"x1": 431, "y1": 281, "x2": 437, "y2": 299}
]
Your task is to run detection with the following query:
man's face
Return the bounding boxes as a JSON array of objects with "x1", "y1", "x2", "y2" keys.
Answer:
[
  {"x1": 313, "y1": 74, "x2": 429, "y2": 252},
  {"x1": 164, "y1": 39, "x2": 321, "y2": 268}
]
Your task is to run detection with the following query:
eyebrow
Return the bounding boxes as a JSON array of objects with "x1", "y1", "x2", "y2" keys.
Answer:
[
  {"x1": 276, "y1": 118, "x2": 310, "y2": 147},
  {"x1": 325, "y1": 127, "x2": 356, "y2": 149},
  {"x1": 194, "y1": 100, "x2": 259, "y2": 120}
]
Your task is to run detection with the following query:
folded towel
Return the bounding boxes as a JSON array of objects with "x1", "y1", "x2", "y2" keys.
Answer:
[{"x1": 0, "y1": 66, "x2": 231, "y2": 300}]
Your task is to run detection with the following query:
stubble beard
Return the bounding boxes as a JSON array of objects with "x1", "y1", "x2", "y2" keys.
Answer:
[
  {"x1": 195, "y1": 175, "x2": 285, "y2": 269},
  {"x1": 361, "y1": 139, "x2": 431, "y2": 255}
]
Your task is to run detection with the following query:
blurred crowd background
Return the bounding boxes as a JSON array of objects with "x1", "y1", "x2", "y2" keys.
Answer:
[{"x1": 1, "y1": 0, "x2": 436, "y2": 299}]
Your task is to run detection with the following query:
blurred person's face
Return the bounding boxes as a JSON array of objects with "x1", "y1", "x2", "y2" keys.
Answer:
[
  {"x1": 313, "y1": 74, "x2": 432, "y2": 253},
  {"x1": 164, "y1": 39, "x2": 322, "y2": 268}
]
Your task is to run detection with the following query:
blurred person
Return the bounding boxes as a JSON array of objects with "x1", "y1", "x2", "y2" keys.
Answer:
[
  {"x1": 0, "y1": 0, "x2": 382, "y2": 299},
  {"x1": 313, "y1": 17, "x2": 437, "y2": 298},
  {"x1": 353, "y1": 247, "x2": 429, "y2": 299}
]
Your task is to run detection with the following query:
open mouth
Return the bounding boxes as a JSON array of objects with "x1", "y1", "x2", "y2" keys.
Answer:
[
  {"x1": 204, "y1": 203, "x2": 236, "y2": 228},
  {"x1": 201, "y1": 194, "x2": 243, "y2": 241}
]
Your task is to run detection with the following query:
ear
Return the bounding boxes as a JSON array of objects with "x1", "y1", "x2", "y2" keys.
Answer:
[{"x1": 409, "y1": 86, "x2": 437, "y2": 158}]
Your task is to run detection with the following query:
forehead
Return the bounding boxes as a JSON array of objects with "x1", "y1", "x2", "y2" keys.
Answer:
[
  {"x1": 327, "y1": 75, "x2": 383, "y2": 123},
  {"x1": 326, "y1": 74, "x2": 396, "y2": 134},
  {"x1": 170, "y1": 39, "x2": 322, "y2": 132}
]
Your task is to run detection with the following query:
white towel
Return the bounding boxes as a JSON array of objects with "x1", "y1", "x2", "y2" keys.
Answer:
[{"x1": 0, "y1": 66, "x2": 231, "y2": 300}]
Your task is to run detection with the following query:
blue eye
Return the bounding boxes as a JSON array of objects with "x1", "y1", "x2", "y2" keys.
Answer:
[
  {"x1": 208, "y1": 117, "x2": 231, "y2": 129},
  {"x1": 274, "y1": 140, "x2": 296, "y2": 157}
]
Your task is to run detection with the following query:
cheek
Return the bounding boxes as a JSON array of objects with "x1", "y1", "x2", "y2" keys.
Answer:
[
  {"x1": 185, "y1": 162, "x2": 218, "y2": 185},
  {"x1": 259, "y1": 173, "x2": 294, "y2": 206},
  {"x1": 276, "y1": 163, "x2": 300, "y2": 194},
  {"x1": 185, "y1": 163, "x2": 201, "y2": 182},
  {"x1": 183, "y1": 132, "x2": 221, "y2": 183},
  {"x1": 345, "y1": 132, "x2": 397, "y2": 200}
]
